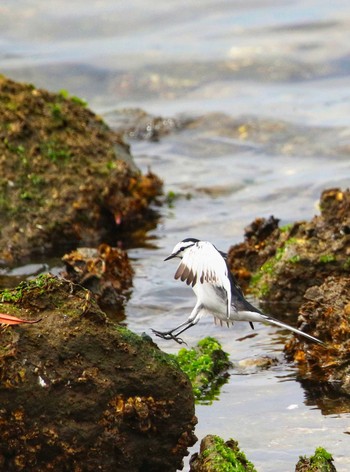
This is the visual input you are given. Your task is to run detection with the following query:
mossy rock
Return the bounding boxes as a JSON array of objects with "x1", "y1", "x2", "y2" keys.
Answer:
[
  {"x1": 295, "y1": 447, "x2": 337, "y2": 472},
  {"x1": 190, "y1": 435, "x2": 257, "y2": 472},
  {"x1": 227, "y1": 188, "x2": 350, "y2": 400},
  {"x1": 0, "y1": 275, "x2": 196, "y2": 471},
  {"x1": 171, "y1": 337, "x2": 232, "y2": 404},
  {"x1": 228, "y1": 189, "x2": 350, "y2": 311},
  {"x1": 0, "y1": 76, "x2": 162, "y2": 265}
]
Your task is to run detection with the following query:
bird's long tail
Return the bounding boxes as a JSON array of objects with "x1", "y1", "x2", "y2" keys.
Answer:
[
  {"x1": 236, "y1": 310, "x2": 324, "y2": 345},
  {"x1": 261, "y1": 313, "x2": 324, "y2": 345},
  {"x1": 264, "y1": 315, "x2": 324, "y2": 345}
]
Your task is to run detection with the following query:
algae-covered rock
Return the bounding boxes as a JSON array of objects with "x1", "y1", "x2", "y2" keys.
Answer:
[
  {"x1": 0, "y1": 76, "x2": 162, "y2": 265},
  {"x1": 228, "y1": 189, "x2": 350, "y2": 312},
  {"x1": 171, "y1": 337, "x2": 232, "y2": 404},
  {"x1": 0, "y1": 275, "x2": 196, "y2": 471},
  {"x1": 295, "y1": 447, "x2": 337, "y2": 472},
  {"x1": 190, "y1": 435, "x2": 257, "y2": 472}
]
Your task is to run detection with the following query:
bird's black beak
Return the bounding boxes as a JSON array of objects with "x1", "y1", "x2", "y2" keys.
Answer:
[{"x1": 164, "y1": 253, "x2": 176, "y2": 261}]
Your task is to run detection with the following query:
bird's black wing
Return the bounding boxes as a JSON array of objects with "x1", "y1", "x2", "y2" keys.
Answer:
[
  {"x1": 227, "y1": 269, "x2": 262, "y2": 314},
  {"x1": 226, "y1": 266, "x2": 263, "y2": 329}
]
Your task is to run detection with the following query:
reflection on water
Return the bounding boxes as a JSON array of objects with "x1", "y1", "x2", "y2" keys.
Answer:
[{"x1": 1, "y1": 0, "x2": 350, "y2": 470}]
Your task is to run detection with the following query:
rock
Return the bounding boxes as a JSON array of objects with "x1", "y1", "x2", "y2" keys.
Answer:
[
  {"x1": 227, "y1": 189, "x2": 350, "y2": 312},
  {"x1": 107, "y1": 108, "x2": 190, "y2": 141},
  {"x1": 285, "y1": 276, "x2": 350, "y2": 399},
  {"x1": 235, "y1": 355, "x2": 278, "y2": 374},
  {"x1": 227, "y1": 216, "x2": 281, "y2": 293},
  {"x1": 0, "y1": 76, "x2": 163, "y2": 266},
  {"x1": 227, "y1": 188, "x2": 350, "y2": 399},
  {"x1": 295, "y1": 447, "x2": 337, "y2": 472},
  {"x1": 171, "y1": 337, "x2": 232, "y2": 404},
  {"x1": 0, "y1": 275, "x2": 197, "y2": 471},
  {"x1": 62, "y1": 244, "x2": 133, "y2": 314},
  {"x1": 189, "y1": 435, "x2": 257, "y2": 471}
]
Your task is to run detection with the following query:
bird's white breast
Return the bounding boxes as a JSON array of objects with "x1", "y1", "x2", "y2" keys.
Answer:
[{"x1": 192, "y1": 281, "x2": 228, "y2": 316}]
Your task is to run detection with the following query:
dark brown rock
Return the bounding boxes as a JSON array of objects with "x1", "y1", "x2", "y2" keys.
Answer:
[
  {"x1": 62, "y1": 243, "x2": 134, "y2": 315},
  {"x1": 285, "y1": 276, "x2": 350, "y2": 399},
  {"x1": 0, "y1": 76, "x2": 162, "y2": 266},
  {"x1": 226, "y1": 189, "x2": 350, "y2": 400},
  {"x1": 227, "y1": 188, "x2": 350, "y2": 312},
  {"x1": 0, "y1": 275, "x2": 197, "y2": 471}
]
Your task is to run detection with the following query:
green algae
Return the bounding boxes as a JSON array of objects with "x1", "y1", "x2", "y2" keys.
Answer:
[
  {"x1": 0, "y1": 274, "x2": 49, "y2": 303},
  {"x1": 319, "y1": 254, "x2": 336, "y2": 264},
  {"x1": 171, "y1": 337, "x2": 232, "y2": 404},
  {"x1": 249, "y1": 237, "x2": 303, "y2": 297}
]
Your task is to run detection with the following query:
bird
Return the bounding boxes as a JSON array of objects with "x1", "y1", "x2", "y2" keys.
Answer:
[{"x1": 152, "y1": 238, "x2": 324, "y2": 345}]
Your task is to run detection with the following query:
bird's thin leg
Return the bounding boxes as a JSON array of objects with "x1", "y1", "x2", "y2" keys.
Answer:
[
  {"x1": 152, "y1": 319, "x2": 193, "y2": 344},
  {"x1": 170, "y1": 321, "x2": 196, "y2": 339}
]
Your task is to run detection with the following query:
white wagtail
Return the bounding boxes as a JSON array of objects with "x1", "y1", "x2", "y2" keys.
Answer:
[{"x1": 152, "y1": 238, "x2": 324, "y2": 345}]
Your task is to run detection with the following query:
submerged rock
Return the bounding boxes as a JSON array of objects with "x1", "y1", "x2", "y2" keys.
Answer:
[
  {"x1": 107, "y1": 108, "x2": 190, "y2": 141},
  {"x1": 0, "y1": 76, "x2": 162, "y2": 266},
  {"x1": 0, "y1": 275, "x2": 197, "y2": 471},
  {"x1": 189, "y1": 435, "x2": 257, "y2": 472}
]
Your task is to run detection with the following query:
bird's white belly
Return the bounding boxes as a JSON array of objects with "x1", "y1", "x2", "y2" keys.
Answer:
[{"x1": 192, "y1": 282, "x2": 227, "y2": 317}]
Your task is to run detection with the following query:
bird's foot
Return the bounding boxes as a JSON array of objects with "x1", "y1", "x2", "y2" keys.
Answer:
[{"x1": 151, "y1": 329, "x2": 187, "y2": 345}]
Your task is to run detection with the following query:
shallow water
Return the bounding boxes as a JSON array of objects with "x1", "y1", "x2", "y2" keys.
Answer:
[{"x1": 2, "y1": 1, "x2": 350, "y2": 470}]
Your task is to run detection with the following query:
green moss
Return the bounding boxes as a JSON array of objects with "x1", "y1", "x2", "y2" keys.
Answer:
[
  {"x1": 28, "y1": 173, "x2": 44, "y2": 186},
  {"x1": 280, "y1": 223, "x2": 293, "y2": 233},
  {"x1": 170, "y1": 337, "x2": 231, "y2": 404},
  {"x1": 165, "y1": 190, "x2": 177, "y2": 208},
  {"x1": 1, "y1": 287, "x2": 24, "y2": 303},
  {"x1": 201, "y1": 436, "x2": 257, "y2": 472},
  {"x1": 59, "y1": 89, "x2": 88, "y2": 107},
  {"x1": 312, "y1": 447, "x2": 334, "y2": 462},
  {"x1": 40, "y1": 140, "x2": 72, "y2": 163},
  {"x1": 0, "y1": 274, "x2": 54, "y2": 303},
  {"x1": 49, "y1": 102, "x2": 64, "y2": 120},
  {"x1": 115, "y1": 326, "x2": 179, "y2": 370},
  {"x1": 250, "y1": 237, "x2": 301, "y2": 296},
  {"x1": 288, "y1": 254, "x2": 301, "y2": 264},
  {"x1": 319, "y1": 254, "x2": 336, "y2": 264}
]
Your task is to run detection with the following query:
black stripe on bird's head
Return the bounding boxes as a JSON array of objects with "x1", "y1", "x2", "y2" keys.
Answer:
[{"x1": 164, "y1": 237, "x2": 199, "y2": 261}]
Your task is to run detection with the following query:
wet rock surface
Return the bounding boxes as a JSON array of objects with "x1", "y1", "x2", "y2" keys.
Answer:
[
  {"x1": 228, "y1": 188, "x2": 350, "y2": 311},
  {"x1": 170, "y1": 337, "x2": 232, "y2": 405},
  {"x1": 106, "y1": 108, "x2": 191, "y2": 141},
  {"x1": 285, "y1": 275, "x2": 350, "y2": 399},
  {"x1": 227, "y1": 188, "x2": 350, "y2": 401},
  {"x1": 0, "y1": 275, "x2": 197, "y2": 471},
  {"x1": 0, "y1": 76, "x2": 162, "y2": 266},
  {"x1": 62, "y1": 243, "x2": 134, "y2": 315}
]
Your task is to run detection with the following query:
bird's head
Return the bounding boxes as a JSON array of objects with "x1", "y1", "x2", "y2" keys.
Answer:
[{"x1": 164, "y1": 238, "x2": 199, "y2": 261}]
